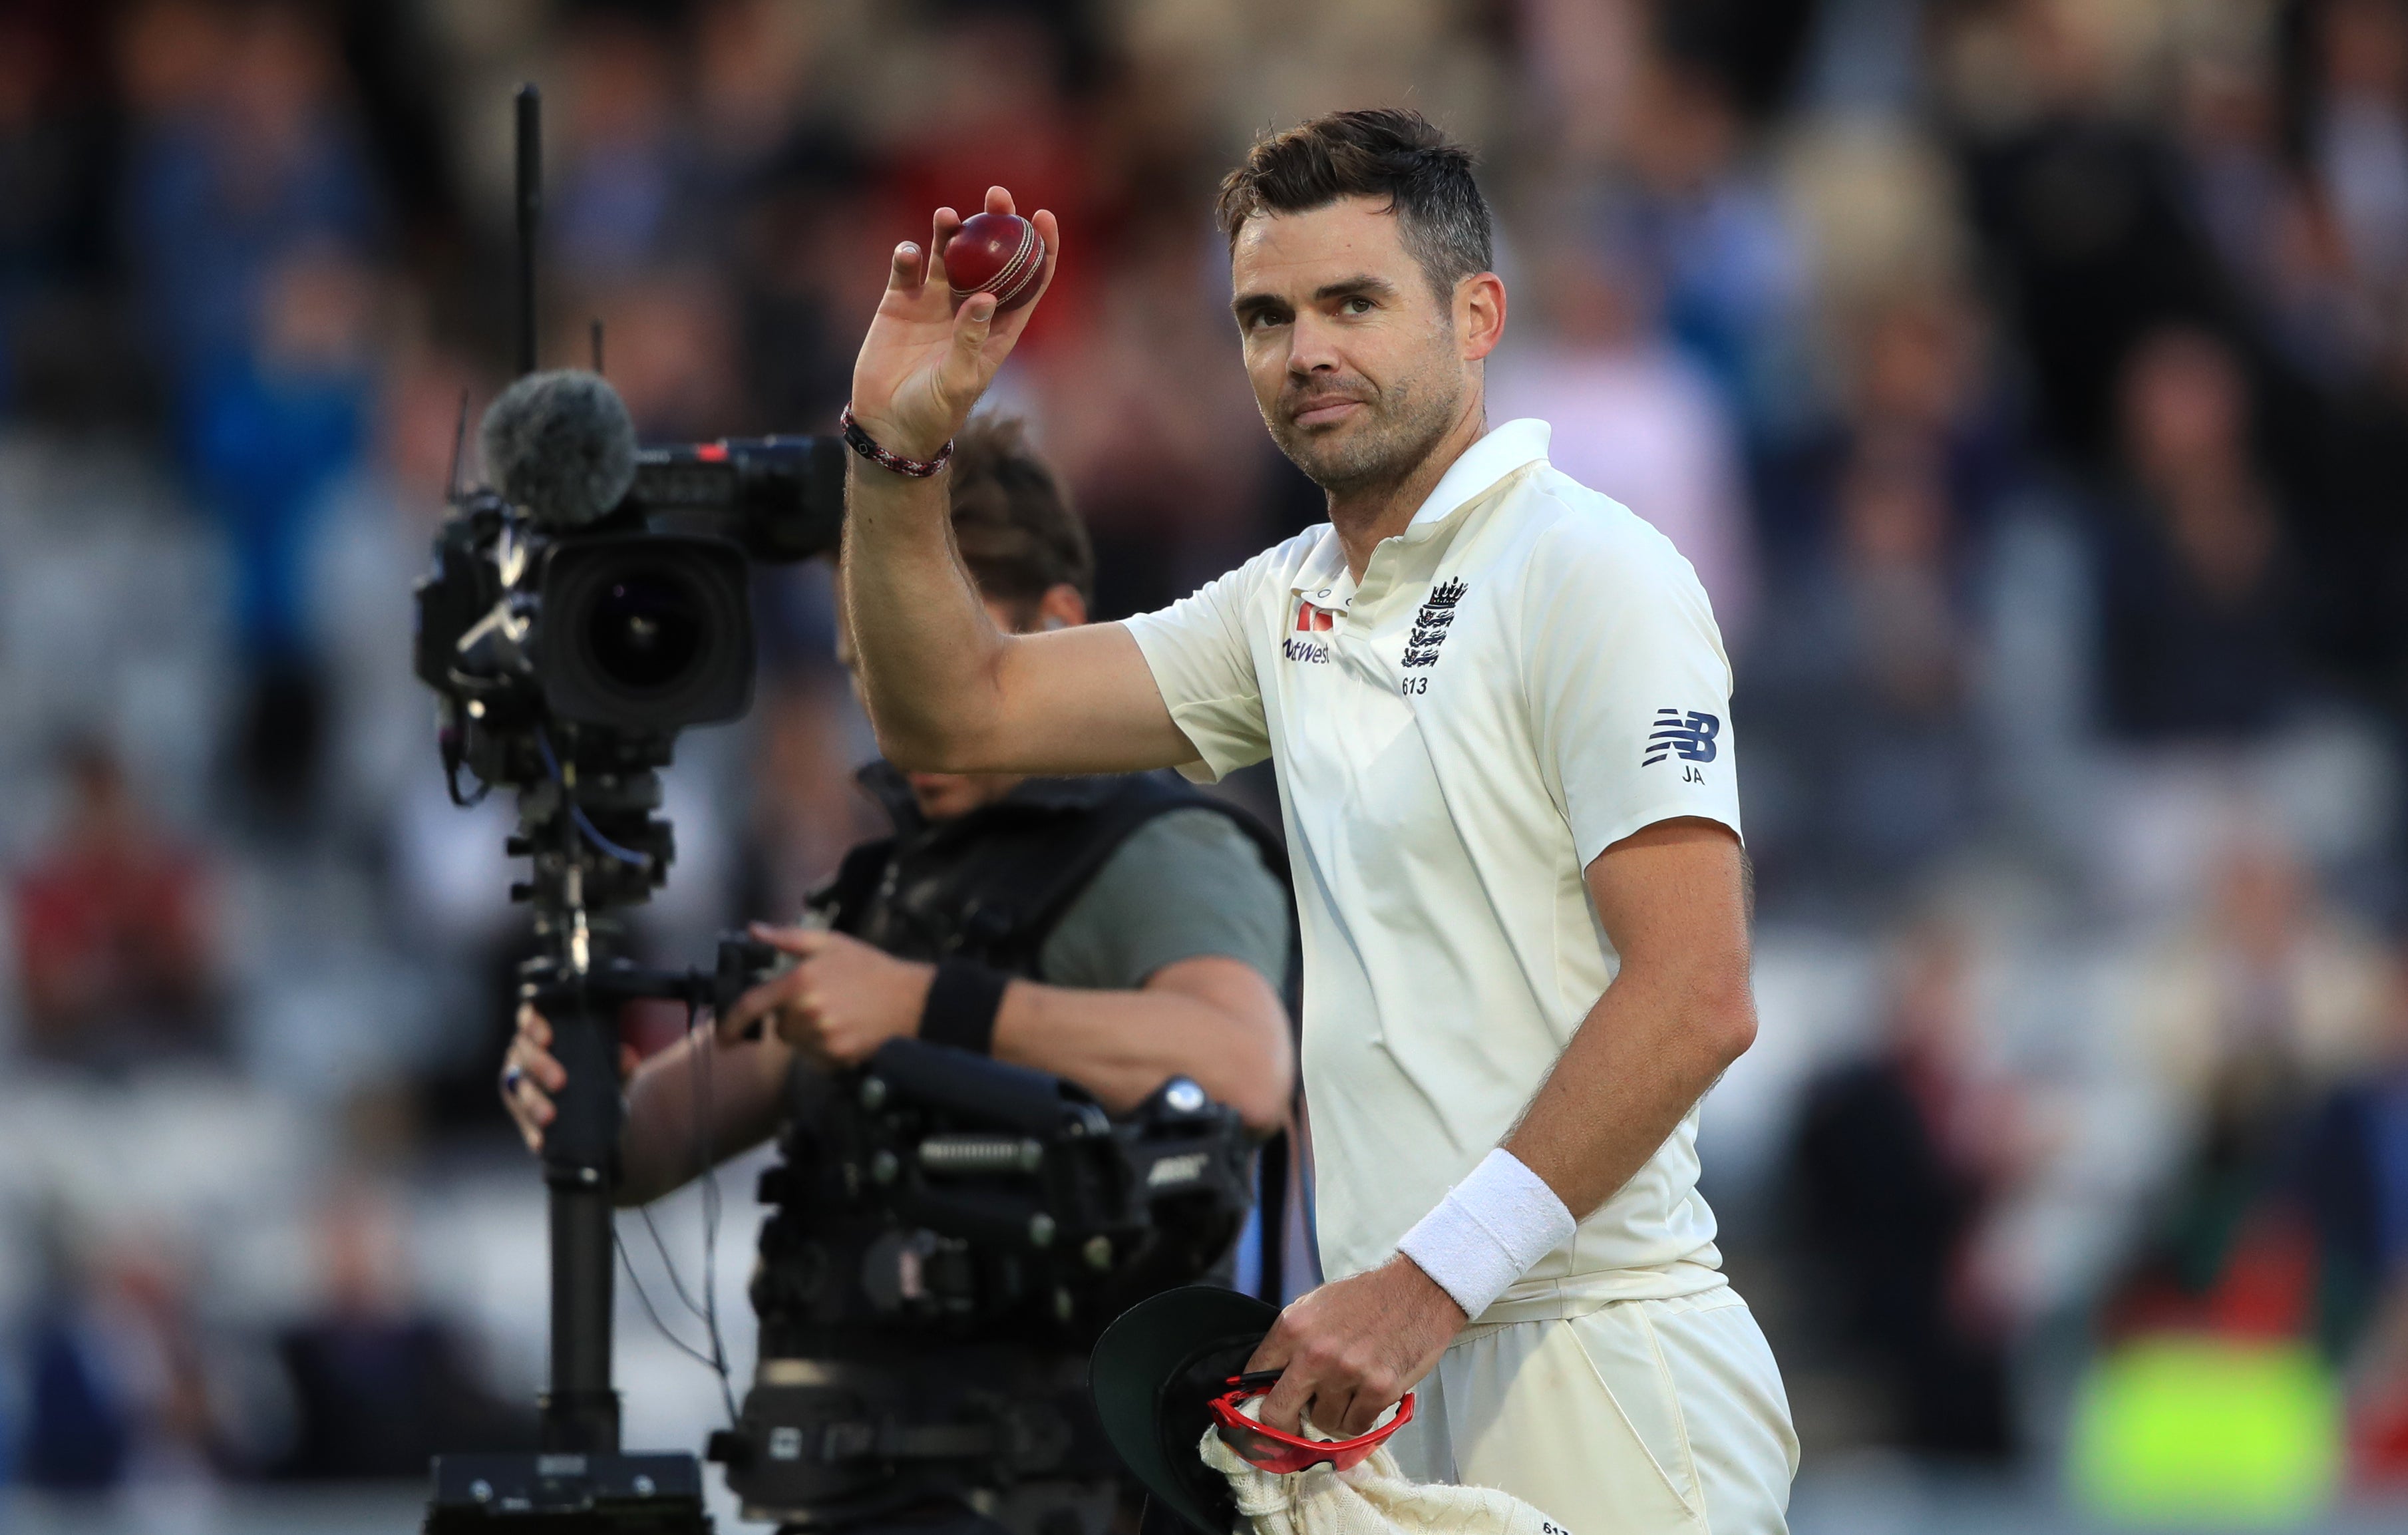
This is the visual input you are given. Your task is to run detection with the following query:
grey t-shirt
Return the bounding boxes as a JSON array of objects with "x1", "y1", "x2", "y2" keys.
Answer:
[{"x1": 1035, "y1": 807, "x2": 1291, "y2": 991}]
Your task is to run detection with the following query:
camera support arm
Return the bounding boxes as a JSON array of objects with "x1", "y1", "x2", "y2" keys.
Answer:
[{"x1": 527, "y1": 936, "x2": 728, "y2": 1453}]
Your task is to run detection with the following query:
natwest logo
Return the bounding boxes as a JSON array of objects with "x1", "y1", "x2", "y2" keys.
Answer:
[{"x1": 1281, "y1": 635, "x2": 1329, "y2": 663}]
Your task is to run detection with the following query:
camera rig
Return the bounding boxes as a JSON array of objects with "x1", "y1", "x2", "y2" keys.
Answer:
[
  {"x1": 419, "y1": 83, "x2": 845, "y2": 1535},
  {"x1": 417, "y1": 84, "x2": 1258, "y2": 1535}
]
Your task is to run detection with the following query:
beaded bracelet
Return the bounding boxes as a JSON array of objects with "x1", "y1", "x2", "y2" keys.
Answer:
[{"x1": 840, "y1": 404, "x2": 953, "y2": 478}]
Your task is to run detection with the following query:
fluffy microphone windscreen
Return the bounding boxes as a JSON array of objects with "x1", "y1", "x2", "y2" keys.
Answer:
[{"x1": 480, "y1": 369, "x2": 639, "y2": 528}]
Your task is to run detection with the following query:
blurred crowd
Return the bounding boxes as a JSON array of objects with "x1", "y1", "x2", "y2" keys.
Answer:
[{"x1": 5, "y1": 0, "x2": 2408, "y2": 1520}]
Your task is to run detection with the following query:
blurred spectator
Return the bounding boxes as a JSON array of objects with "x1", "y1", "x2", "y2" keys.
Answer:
[
  {"x1": 2299, "y1": 944, "x2": 2408, "y2": 1357},
  {"x1": 1035, "y1": 206, "x2": 1267, "y2": 615},
  {"x1": 19, "y1": 1224, "x2": 234, "y2": 1492},
  {"x1": 1946, "y1": 0, "x2": 2236, "y2": 467},
  {"x1": 13, "y1": 739, "x2": 220, "y2": 1070},
  {"x1": 117, "y1": 3, "x2": 383, "y2": 824},
  {"x1": 265, "y1": 1180, "x2": 533, "y2": 1478},
  {"x1": 0, "y1": 5, "x2": 114, "y2": 409},
  {"x1": 692, "y1": 0, "x2": 842, "y2": 190},
  {"x1": 2093, "y1": 325, "x2": 2306, "y2": 743},
  {"x1": 1789, "y1": 922, "x2": 2024, "y2": 1458},
  {"x1": 2108, "y1": 826, "x2": 2387, "y2": 1357},
  {"x1": 552, "y1": 11, "x2": 696, "y2": 283},
  {"x1": 586, "y1": 269, "x2": 741, "y2": 439},
  {"x1": 2312, "y1": 0, "x2": 2408, "y2": 342},
  {"x1": 1746, "y1": 429, "x2": 1978, "y2": 904},
  {"x1": 118, "y1": 1, "x2": 379, "y2": 378},
  {"x1": 1595, "y1": 36, "x2": 1813, "y2": 446},
  {"x1": 1486, "y1": 233, "x2": 1755, "y2": 637},
  {"x1": 186, "y1": 244, "x2": 377, "y2": 816},
  {"x1": 730, "y1": 158, "x2": 880, "y2": 431},
  {"x1": 2173, "y1": 25, "x2": 2356, "y2": 384},
  {"x1": 2133, "y1": 828, "x2": 2389, "y2": 1118}
]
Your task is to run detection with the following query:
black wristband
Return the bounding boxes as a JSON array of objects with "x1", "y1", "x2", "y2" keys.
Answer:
[{"x1": 918, "y1": 957, "x2": 1009, "y2": 1055}]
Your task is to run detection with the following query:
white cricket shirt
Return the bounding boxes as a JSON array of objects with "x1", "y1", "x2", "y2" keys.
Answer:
[{"x1": 1122, "y1": 419, "x2": 1743, "y2": 1307}]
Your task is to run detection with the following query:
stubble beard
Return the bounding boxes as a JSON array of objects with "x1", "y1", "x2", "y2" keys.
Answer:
[{"x1": 1268, "y1": 366, "x2": 1464, "y2": 501}]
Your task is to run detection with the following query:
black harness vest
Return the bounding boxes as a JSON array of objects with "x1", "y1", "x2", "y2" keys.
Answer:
[
  {"x1": 809, "y1": 764, "x2": 1291, "y2": 982},
  {"x1": 729, "y1": 768, "x2": 1297, "y2": 1529}
]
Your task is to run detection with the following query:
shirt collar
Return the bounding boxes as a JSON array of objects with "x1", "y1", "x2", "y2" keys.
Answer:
[
  {"x1": 1406, "y1": 417, "x2": 1551, "y2": 536},
  {"x1": 1286, "y1": 418, "x2": 1552, "y2": 595}
]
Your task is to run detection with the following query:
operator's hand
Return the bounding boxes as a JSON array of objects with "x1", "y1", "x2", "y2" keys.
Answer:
[
  {"x1": 718, "y1": 922, "x2": 936, "y2": 1069},
  {"x1": 500, "y1": 1005, "x2": 641, "y2": 1155},
  {"x1": 1244, "y1": 1256, "x2": 1468, "y2": 1439},
  {"x1": 850, "y1": 186, "x2": 1060, "y2": 460}
]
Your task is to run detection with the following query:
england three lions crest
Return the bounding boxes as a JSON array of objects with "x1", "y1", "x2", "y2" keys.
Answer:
[{"x1": 1403, "y1": 578, "x2": 1466, "y2": 669}]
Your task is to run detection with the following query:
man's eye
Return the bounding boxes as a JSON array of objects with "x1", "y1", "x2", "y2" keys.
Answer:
[{"x1": 1340, "y1": 297, "x2": 1373, "y2": 315}]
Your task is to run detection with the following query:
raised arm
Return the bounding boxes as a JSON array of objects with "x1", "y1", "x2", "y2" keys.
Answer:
[{"x1": 845, "y1": 187, "x2": 1194, "y2": 774}]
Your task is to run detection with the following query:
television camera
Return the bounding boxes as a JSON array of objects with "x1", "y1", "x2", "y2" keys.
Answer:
[{"x1": 411, "y1": 85, "x2": 1256, "y2": 1535}]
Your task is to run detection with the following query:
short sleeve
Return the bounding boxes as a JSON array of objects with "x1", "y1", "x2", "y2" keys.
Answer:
[
  {"x1": 1524, "y1": 505, "x2": 1744, "y2": 869},
  {"x1": 1120, "y1": 550, "x2": 1278, "y2": 784},
  {"x1": 1038, "y1": 808, "x2": 1293, "y2": 991}
]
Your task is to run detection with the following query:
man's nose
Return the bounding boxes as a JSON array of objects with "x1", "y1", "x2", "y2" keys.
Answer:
[{"x1": 1286, "y1": 310, "x2": 1345, "y2": 377}]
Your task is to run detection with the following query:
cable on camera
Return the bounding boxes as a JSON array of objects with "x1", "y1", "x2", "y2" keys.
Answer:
[
  {"x1": 609, "y1": 994, "x2": 739, "y2": 1427},
  {"x1": 535, "y1": 726, "x2": 655, "y2": 868}
]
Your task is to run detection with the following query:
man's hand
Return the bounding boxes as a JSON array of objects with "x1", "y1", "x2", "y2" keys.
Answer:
[
  {"x1": 500, "y1": 1005, "x2": 640, "y2": 1154},
  {"x1": 1244, "y1": 1256, "x2": 1468, "y2": 1437},
  {"x1": 851, "y1": 186, "x2": 1059, "y2": 460},
  {"x1": 718, "y1": 922, "x2": 936, "y2": 1068}
]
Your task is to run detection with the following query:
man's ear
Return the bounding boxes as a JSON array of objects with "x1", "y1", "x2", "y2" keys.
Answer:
[
  {"x1": 1037, "y1": 582, "x2": 1089, "y2": 630},
  {"x1": 1459, "y1": 271, "x2": 1507, "y2": 363}
]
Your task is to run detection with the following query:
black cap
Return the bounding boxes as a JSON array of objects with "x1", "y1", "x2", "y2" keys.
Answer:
[{"x1": 1091, "y1": 1285, "x2": 1280, "y2": 1535}]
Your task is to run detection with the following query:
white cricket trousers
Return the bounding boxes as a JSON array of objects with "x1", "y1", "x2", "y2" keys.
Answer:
[{"x1": 1385, "y1": 1287, "x2": 1799, "y2": 1534}]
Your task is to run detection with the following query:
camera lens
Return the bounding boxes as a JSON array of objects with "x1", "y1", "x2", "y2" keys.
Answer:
[
  {"x1": 539, "y1": 534, "x2": 755, "y2": 729},
  {"x1": 588, "y1": 571, "x2": 704, "y2": 691}
]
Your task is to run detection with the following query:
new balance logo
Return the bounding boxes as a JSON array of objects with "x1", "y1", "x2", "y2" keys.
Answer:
[
  {"x1": 1295, "y1": 602, "x2": 1335, "y2": 632},
  {"x1": 1643, "y1": 709, "x2": 1721, "y2": 765},
  {"x1": 1403, "y1": 578, "x2": 1466, "y2": 670}
]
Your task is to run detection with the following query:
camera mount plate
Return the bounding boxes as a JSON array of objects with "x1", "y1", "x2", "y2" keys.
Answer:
[{"x1": 427, "y1": 1451, "x2": 710, "y2": 1533}]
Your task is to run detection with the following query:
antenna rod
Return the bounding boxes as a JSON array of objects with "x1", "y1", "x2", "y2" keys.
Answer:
[{"x1": 515, "y1": 83, "x2": 541, "y2": 377}]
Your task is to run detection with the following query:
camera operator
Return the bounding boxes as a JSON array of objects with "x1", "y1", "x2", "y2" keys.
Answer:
[{"x1": 497, "y1": 417, "x2": 1295, "y2": 1534}]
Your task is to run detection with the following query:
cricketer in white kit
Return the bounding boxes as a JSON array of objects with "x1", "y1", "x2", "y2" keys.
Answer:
[{"x1": 837, "y1": 108, "x2": 1797, "y2": 1534}]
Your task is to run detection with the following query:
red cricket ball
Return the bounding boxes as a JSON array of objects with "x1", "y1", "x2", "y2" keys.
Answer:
[{"x1": 943, "y1": 211, "x2": 1047, "y2": 313}]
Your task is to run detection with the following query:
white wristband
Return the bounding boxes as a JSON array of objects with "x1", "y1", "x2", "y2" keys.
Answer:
[{"x1": 1395, "y1": 1148, "x2": 1576, "y2": 1319}]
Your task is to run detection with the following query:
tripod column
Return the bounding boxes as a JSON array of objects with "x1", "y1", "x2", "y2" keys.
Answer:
[{"x1": 538, "y1": 975, "x2": 623, "y2": 1453}]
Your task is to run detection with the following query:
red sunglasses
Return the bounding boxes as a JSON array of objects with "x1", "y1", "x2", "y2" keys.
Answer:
[{"x1": 1207, "y1": 1372, "x2": 1417, "y2": 1474}]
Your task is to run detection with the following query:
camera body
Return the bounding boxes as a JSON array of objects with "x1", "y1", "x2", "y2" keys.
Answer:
[
  {"x1": 711, "y1": 1033, "x2": 1256, "y2": 1528},
  {"x1": 414, "y1": 432, "x2": 846, "y2": 786}
]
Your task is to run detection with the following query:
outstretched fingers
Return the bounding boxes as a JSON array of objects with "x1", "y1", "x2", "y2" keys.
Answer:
[{"x1": 926, "y1": 206, "x2": 964, "y2": 292}]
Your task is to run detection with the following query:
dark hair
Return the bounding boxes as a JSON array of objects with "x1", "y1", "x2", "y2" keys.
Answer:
[
  {"x1": 947, "y1": 416, "x2": 1093, "y2": 616},
  {"x1": 1215, "y1": 108, "x2": 1494, "y2": 299}
]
